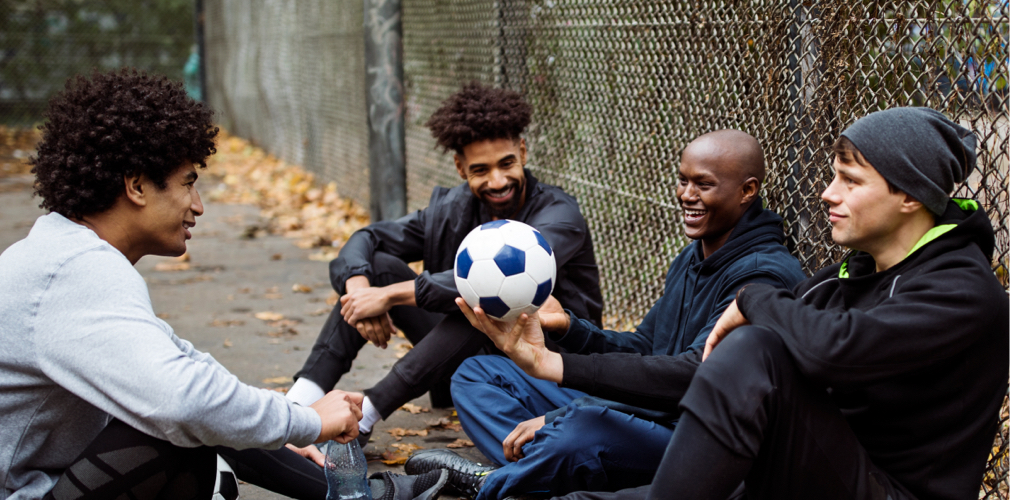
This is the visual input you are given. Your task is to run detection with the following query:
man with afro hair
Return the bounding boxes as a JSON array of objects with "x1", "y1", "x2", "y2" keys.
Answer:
[
  {"x1": 0, "y1": 69, "x2": 451, "y2": 500},
  {"x1": 286, "y1": 82, "x2": 603, "y2": 450}
]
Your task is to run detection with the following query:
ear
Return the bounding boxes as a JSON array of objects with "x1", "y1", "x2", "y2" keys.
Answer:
[
  {"x1": 740, "y1": 177, "x2": 759, "y2": 205},
  {"x1": 519, "y1": 138, "x2": 527, "y2": 166},
  {"x1": 123, "y1": 173, "x2": 147, "y2": 207},
  {"x1": 454, "y1": 153, "x2": 468, "y2": 180},
  {"x1": 898, "y1": 192, "x2": 925, "y2": 214}
]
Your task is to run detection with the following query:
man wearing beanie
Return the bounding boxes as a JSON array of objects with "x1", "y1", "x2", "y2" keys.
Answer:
[{"x1": 460, "y1": 107, "x2": 1008, "y2": 499}]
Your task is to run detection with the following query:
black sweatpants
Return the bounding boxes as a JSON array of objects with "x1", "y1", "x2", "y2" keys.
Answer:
[
  {"x1": 44, "y1": 419, "x2": 327, "y2": 500},
  {"x1": 296, "y1": 251, "x2": 497, "y2": 417},
  {"x1": 555, "y1": 326, "x2": 913, "y2": 500}
]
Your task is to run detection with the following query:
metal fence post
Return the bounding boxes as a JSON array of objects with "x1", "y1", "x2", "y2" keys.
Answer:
[{"x1": 364, "y1": 0, "x2": 407, "y2": 221}]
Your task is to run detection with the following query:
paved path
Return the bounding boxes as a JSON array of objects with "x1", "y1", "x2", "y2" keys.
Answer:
[{"x1": 0, "y1": 176, "x2": 490, "y2": 499}]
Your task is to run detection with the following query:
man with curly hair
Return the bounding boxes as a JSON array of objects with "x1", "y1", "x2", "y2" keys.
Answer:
[
  {"x1": 0, "y1": 69, "x2": 449, "y2": 500},
  {"x1": 286, "y1": 82, "x2": 603, "y2": 451}
]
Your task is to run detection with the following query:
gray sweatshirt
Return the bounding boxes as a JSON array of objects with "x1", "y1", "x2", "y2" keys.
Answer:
[{"x1": 0, "y1": 213, "x2": 321, "y2": 500}]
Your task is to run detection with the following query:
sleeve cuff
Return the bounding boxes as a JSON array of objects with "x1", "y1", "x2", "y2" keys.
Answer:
[
  {"x1": 558, "y1": 352, "x2": 596, "y2": 393},
  {"x1": 287, "y1": 403, "x2": 323, "y2": 447}
]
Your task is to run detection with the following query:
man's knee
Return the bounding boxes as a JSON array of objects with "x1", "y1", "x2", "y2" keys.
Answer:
[
  {"x1": 370, "y1": 251, "x2": 417, "y2": 286},
  {"x1": 700, "y1": 325, "x2": 789, "y2": 381},
  {"x1": 452, "y1": 355, "x2": 513, "y2": 387}
]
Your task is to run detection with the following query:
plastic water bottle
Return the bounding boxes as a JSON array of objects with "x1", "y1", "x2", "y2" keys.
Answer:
[{"x1": 324, "y1": 440, "x2": 371, "y2": 500}]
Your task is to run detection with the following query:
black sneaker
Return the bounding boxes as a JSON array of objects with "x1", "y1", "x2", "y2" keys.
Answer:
[
  {"x1": 404, "y1": 449, "x2": 499, "y2": 499},
  {"x1": 369, "y1": 470, "x2": 448, "y2": 500}
]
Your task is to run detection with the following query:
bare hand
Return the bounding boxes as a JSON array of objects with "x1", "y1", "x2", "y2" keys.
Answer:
[
  {"x1": 285, "y1": 443, "x2": 325, "y2": 467},
  {"x1": 456, "y1": 298, "x2": 564, "y2": 383},
  {"x1": 537, "y1": 296, "x2": 570, "y2": 333},
  {"x1": 503, "y1": 416, "x2": 546, "y2": 462},
  {"x1": 702, "y1": 299, "x2": 750, "y2": 361},
  {"x1": 311, "y1": 390, "x2": 364, "y2": 444},
  {"x1": 341, "y1": 286, "x2": 392, "y2": 325},
  {"x1": 352, "y1": 313, "x2": 396, "y2": 349}
]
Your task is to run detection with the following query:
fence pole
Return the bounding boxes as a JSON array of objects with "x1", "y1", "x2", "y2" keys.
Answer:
[
  {"x1": 363, "y1": 0, "x2": 407, "y2": 221},
  {"x1": 194, "y1": 0, "x2": 206, "y2": 103}
]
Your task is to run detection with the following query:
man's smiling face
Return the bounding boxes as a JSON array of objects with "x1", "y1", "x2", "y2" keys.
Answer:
[
  {"x1": 676, "y1": 148, "x2": 749, "y2": 247},
  {"x1": 455, "y1": 137, "x2": 528, "y2": 220}
]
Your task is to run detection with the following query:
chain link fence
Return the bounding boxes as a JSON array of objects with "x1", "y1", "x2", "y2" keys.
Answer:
[
  {"x1": 203, "y1": 0, "x2": 1008, "y2": 496},
  {"x1": 0, "y1": 0, "x2": 196, "y2": 125},
  {"x1": 203, "y1": 0, "x2": 371, "y2": 205}
]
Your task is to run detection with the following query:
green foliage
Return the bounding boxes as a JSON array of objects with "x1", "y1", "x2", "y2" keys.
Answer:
[{"x1": 0, "y1": 0, "x2": 196, "y2": 124}]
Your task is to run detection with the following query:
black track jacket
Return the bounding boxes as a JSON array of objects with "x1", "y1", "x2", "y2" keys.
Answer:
[{"x1": 329, "y1": 169, "x2": 603, "y2": 326}]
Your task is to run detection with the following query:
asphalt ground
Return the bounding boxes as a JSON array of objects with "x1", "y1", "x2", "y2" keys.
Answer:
[{"x1": 0, "y1": 176, "x2": 491, "y2": 499}]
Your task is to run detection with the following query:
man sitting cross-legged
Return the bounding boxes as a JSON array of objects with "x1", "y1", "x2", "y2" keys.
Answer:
[
  {"x1": 286, "y1": 82, "x2": 603, "y2": 446},
  {"x1": 462, "y1": 108, "x2": 1008, "y2": 500},
  {"x1": 403, "y1": 130, "x2": 807, "y2": 499}
]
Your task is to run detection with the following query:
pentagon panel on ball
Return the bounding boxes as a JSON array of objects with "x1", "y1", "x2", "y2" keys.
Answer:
[{"x1": 454, "y1": 220, "x2": 557, "y2": 322}]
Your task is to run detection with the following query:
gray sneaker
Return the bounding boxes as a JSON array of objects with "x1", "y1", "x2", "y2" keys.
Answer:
[{"x1": 368, "y1": 470, "x2": 449, "y2": 500}]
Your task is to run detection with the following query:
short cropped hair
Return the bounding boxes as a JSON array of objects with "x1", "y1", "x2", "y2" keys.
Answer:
[
  {"x1": 425, "y1": 82, "x2": 532, "y2": 155},
  {"x1": 832, "y1": 136, "x2": 899, "y2": 194},
  {"x1": 30, "y1": 69, "x2": 218, "y2": 219}
]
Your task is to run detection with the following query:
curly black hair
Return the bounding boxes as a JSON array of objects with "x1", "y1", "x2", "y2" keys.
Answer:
[
  {"x1": 425, "y1": 82, "x2": 532, "y2": 155},
  {"x1": 30, "y1": 69, "x2": 218, "y2": 219}
]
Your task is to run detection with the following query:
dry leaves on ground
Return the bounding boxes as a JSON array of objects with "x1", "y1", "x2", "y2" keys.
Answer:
[
  {"x1": 427, "y1": 417, "x2": 463, "y2": 432},
  {"x1": 291, "y1": 283, "x2": 312, "y2": 293},
  {"x1": 254, "y1": 312, "x2": 285, "y2": 321},
  {"x1": 0, "y1": 126, "x2": 41, "y2": 177},
  {"x1": 205, "y1": 131, "x2": 370, "y2": 254},
  {"x1": 262, "y1": 376, "x2": 292, "y2": 385},
  {"x1": 387, "y1": 427, "x2": 429, "y2": 441},
  {"x1": 379, "y1": 442, "x2": 426, "y2": 466},
  {"x1": 393, "y1": 341, "x2": 413, "y2": 359},
  {"x1": 209, "y1": 319, "x2": 245, "y2": 327},
  {"x1": 400, "y1": 403, "x2": 430, "y2": 414},
  {"x1": 446, "y1": 439, "x2": 474, "y2": 449}
]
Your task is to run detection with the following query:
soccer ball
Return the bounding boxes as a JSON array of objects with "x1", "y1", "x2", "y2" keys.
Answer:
[{"x1": 454, "y1": 220, "x2": 556, "y2": 322}]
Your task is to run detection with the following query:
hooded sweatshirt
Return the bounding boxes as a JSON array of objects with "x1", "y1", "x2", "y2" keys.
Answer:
[
  {"x1": 546, "y1": 200, "x2": 806, "y2": 423},
  {"x1": 555, "y1": 198, "x2": 807, "y2": 357},
  {"x1": 733, "y1": 199, "x2": 1008, "y2": 500}
]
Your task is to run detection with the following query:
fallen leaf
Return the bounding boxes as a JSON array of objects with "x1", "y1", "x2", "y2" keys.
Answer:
[
  {"x1": 427, "y1": 417, "x2": 462, "y2": 432},
  {"x1": 254, "y1": 312, "x2": 284, "y2": 321},
  {"x1": 308, "y1": 307, "x2": 332, "y2": 316},
  {"x1": 391, "y1": 443, "x2": 423, "y2": 453},
  {"x1": 387, "y1": 427, "x2": 428, "y2": 441},
  {"x1": 263, "y1": 293, "x2": 283, "y2": 300},
  {"x1": 292, "y1": 283, "x2": 313, "y2": 293},
  {"x1": 400, "y1": 403, "x2": 430, "y2": 415},
  {"x1": 326, "y1": 291, "x2": 339, "y2": 306},
  {"x1": 209, "y1": 319, "x2": 245, "y2": 327},
  {"x1": 271, "y1": 253, "x2": 283, "y2": 260},
  {"x1": 446, "y1": 438, "x2": 474, "y2": 449},
  {"x1": 154, "y1": 262, "x2": 191, "y2": 272},
  {"x1": 156, "y1": 313, "x2": 171, "y2": 319},
  {"x1": 262, "y1": 376, "x2": 292, "y2": 385},
  {"x1": 379, "y1": 451, "x2": 410, "y2": 465},
  {"x1": 223, "y1": 338, "x2": 233, "y2": 348}
]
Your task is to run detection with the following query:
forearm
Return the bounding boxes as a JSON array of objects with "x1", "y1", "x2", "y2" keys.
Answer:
[
  {"x1": 382, "y1": 280, "x2": 416, "y2": 308},
  {"x1": 558, "y1": 350, "x2": 702, "y2": 413}
]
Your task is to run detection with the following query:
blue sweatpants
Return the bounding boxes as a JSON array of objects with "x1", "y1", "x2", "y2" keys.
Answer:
[{"x1": 452, "y1": 356, "x2": 675, "y2": 499}]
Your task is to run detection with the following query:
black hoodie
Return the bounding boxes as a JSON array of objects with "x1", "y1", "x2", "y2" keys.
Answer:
[{"x1": 735, "y1": 199, "x2": 1008, "y2": 500}]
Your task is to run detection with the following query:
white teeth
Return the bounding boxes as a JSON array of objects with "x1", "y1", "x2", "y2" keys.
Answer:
[{"x1": 684, "y1": 209, "x2": 706, "y2": 216}]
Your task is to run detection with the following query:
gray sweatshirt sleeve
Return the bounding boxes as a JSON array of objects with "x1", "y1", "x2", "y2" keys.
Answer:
[{"x1": 33, "y1": 248, "x2": 321, "y2": 449}]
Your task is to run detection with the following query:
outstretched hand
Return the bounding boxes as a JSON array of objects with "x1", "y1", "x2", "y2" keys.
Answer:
[
  {"x1": 702, "y1": 299, "x2": 750, "y2": 361},
  {"x1": 456, "y1": 298, "x2": 564, "y2": 383}
]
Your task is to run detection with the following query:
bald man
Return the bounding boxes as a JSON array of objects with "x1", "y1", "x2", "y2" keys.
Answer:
[{"x1": 405, "y1": 130, "x2": 807, "y2": 499}]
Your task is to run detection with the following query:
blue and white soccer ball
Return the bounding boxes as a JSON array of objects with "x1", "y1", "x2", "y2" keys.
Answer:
[{"x1": 454, "y1": 220, "x2": 556, "y2": 322}]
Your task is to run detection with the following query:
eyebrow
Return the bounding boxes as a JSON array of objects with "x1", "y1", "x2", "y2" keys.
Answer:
[{"x1": 469, "y1": 154, "x2": 517, "y2": 170}]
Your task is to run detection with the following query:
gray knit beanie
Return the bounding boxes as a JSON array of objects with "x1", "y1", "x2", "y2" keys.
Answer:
[{"x1": 840, "y1": 107, "x2": 977, "y2": 215}]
